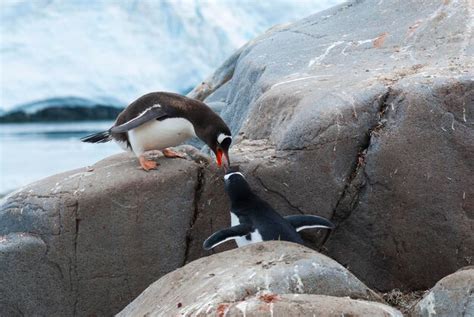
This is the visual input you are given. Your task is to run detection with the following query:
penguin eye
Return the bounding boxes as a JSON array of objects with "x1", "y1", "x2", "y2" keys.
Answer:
[{"x1": 220, "y1": 137, "x2": 231, "y2": 149}]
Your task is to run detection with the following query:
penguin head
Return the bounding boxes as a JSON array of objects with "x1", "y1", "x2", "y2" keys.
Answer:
[
  {"x1": 205, "y1": 126, "x2": 231, "y2": 169},
  {"x1": 223, "y1": 167, "x2": 253, "y2": 202},
  {"x1": 191, "y1": 105, "x2": 232, "y2": 169}
]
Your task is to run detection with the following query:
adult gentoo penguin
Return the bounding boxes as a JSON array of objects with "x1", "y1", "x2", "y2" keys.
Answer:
[
  {"x1": 203, "y1": 169, "x2": 335, "y2": 250},
  {"x1": 81, "y1": 92, "x2": 232, "y2": 170}
]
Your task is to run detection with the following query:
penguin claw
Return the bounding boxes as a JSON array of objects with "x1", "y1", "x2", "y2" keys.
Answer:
[
  {"x1": 162, "y1": 148, "x2": 186, "y2": 159},
  {"x1": 139, "y1": 156, "x2": 158, "y2": 171}
]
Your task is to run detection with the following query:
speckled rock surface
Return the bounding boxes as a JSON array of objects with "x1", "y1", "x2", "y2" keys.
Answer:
[
  {"x1": 0, "y1": 152, "x2": 203, "y2": 316},
  {"x1": 217, "y1": 294, "x2": 403, "y2": 317},
  {"x1": 117, "y1": 241, "x2": 381, "y2": 316},
  {"x1": 190, "y1": 0, "x2": 474, "y2": 291},
  {"x1": 410, "y1": 268, "x2": 474, "y2": 317}
]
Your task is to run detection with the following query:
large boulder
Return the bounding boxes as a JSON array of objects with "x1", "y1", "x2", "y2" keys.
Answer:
[
  {"x1": 410, "y1": 267, "x2": 474, "y2": 317},
  {"x1": 189, "y1": 0, "x2": 474, "y2": 291},
  {"x1": 0, "y1": 152, "x2": 205, "y2": 316},
  {"x1": 118, "y1": 241, "x2": 382, "y2": 316}
]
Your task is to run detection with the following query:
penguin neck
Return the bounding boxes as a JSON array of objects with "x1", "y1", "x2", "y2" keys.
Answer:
[
  {"x1": 179, "y1": 105, "x2": 221, "y2": 144},
  {"x1": 228, "y1": 187, "x2": 260, "y2": 214}
]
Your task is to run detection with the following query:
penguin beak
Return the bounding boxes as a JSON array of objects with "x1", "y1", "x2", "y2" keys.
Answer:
[{"x1": 216, "y1": 148, "x2": 230, "y2": 169}]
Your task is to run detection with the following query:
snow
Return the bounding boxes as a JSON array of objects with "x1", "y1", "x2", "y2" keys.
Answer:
[{"x1": 0, "y1": 0, "x2": 344, "y2": 112}]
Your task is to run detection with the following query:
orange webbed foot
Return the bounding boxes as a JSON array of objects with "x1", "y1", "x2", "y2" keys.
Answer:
[
  {"x1": 162, "y1": 148, "x2": 186, "y2": 159},
  {"x1": 139, "y1": 156, "x2": 158, "y2": 171}
]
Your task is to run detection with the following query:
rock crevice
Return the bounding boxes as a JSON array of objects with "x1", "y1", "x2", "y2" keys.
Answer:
[
  {"x1": 184, "y1": 165, "x2": 206, "y2": 265},
  {"x1": 331, "y1": 87, "x2": 395, "y2": 225}
]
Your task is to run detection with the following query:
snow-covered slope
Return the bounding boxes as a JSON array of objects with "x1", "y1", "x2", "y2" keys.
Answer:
[{"x1": 0, "y1": 0, "x2": 343, "y2": 112}]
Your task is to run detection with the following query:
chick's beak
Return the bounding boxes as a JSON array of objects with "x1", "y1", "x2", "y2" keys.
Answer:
[{"x1": 216, "y1": 148, "x2": 230, "y2": 169}]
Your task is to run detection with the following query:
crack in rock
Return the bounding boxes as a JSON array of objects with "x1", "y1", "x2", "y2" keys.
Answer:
[
  {"x1": 330, "y1": 88, "x2": 394, "y2": 225},
  {"x1": 183, "y1": 165, "x2": 205, "y2": 265},
  {"x1": 253, "y1": 174, "x2": 305, "y2": 215},
  {"x1": 287, "y1": 29, "x2": 327, "y2": 40},
  {"x1": 42, "y1": 236, "x2": 65, "y2": 281},
  {"x1": 72, "y1": 204, "x2": 80, "y2": 317}
]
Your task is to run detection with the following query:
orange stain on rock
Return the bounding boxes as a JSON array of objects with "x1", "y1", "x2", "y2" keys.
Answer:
[
  {"x1": 373, "y1": 32, "x2": 389, "y2": 48},
  {"x1": 216, "y1": 303, "x2": 229, "y2": 317},
  {"x1": 259, "y1": 293, "x2": 280, "y2": 303}
]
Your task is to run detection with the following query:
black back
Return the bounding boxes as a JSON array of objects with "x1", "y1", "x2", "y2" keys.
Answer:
[
  {"x1": 224, "y1": 172, "x2": 305, "y2": 244},
  {"x1": 112, "y1": 92, "x2": 231, "y2": 149}
]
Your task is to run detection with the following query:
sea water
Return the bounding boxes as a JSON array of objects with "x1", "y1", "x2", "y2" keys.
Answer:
[{"x1": 0, "y1": 121, "x2": 122, "y2": 196}]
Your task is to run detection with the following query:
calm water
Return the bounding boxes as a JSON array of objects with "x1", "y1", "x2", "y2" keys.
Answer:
[{"x1": 0, "y1": 121, "x2": 122, "y2": 195}]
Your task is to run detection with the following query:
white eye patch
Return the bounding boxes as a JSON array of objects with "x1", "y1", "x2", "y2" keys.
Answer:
[
  {"x1": 224, "y1": 172, "x2": 244, "y2": 180},
  {"x1": 217, "y1": 133, "x2": 232, "y2": 144}
]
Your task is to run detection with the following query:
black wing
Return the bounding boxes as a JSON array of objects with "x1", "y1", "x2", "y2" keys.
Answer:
[
  {"x1": 284, "y1": 215, "x2": 335, "y2": 232},
  {"x1": 203, "y1": 224, "x2": 252, "y2": 250},
  {"x1": 111, "y1": 106, "x2": 169, "y2": 133}
]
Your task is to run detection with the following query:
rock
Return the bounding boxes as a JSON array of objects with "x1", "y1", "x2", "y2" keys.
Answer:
[
  {"x1": 2, "y1": 0, "x2": 473, "y2": 315},
  {"x1": 217, "y1": 294, "x2": 402, "y2": 317},
  {"x1": 118, "y1": 241, "x2": 381, "y2": 316},
  {"x1": 206, "y1": 101, "x2": 227, "y2": 113},
  {"x1": 189, "y1": 0, "x2": 474, "y2": 290},
  {"x1": 0, "y1": 233, "x2": 72, "y2": 317},
  {"x1": 0, "y1": 153, "x2": 205, "y2": 316},
  {"x1": 326, "y1": 79, "x2": 474, "y2": 290},
  {"x1": 410, "y1": 268, "x2": 474, "y2": 317}
]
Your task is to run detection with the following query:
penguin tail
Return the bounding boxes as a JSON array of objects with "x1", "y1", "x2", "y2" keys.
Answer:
[{"x1": 80, "y1": 130, "x2": 112, "y2": 143}]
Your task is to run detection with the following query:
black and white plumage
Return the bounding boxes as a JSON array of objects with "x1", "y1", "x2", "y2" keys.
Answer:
[
  {"x1": 81, "y1": 92, "x2": 232, "y2": 170},
  {"x1": 203, "y1": 170, "x2": 335, "y2": 250}
]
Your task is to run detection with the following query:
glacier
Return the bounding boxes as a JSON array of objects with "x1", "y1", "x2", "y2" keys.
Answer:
[{"x1": 0, "y1": 0, "x2": 344, "y2": 113}]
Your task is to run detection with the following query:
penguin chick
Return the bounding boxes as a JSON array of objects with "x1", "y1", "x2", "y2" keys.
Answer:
[
  {"x1": 81, "y1": 92, "x2": 231, "y2": 171},
  {"x1": 203, "y1": 170, "x2": 334, "y2": 250}
]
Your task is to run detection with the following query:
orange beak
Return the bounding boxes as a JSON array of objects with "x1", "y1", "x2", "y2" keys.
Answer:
[{"x1": 216, "y1": 149, "x2": 230, "y2": 169}]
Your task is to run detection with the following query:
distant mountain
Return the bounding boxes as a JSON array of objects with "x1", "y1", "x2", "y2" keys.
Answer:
[
  {"x1": 11, "y1": 97, "x2": 122, "y2": 114},
  {"x1": 0, "y1": 97, "x2": 123, "y2": 123},
  {"x1": 0, "y1": 0, "x2": 343, "y2": 118}
]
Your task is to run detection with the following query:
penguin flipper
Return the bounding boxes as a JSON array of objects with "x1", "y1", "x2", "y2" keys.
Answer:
[
  {"x1": 203, "y1": 224, "x2": 252, "y2": 250},
  {"x1": 111, "y1": 107, "x2": 168, "y2": 133},
  {"x1": 284, "y1": 215, "x2": 335, "y2": 232}
]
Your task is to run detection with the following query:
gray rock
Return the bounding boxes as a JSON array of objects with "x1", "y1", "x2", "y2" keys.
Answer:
[
  {"x1": 220, "y1": 294, "x2": 402, "y2": 317},
  {"x1": 117, "y1": 241, "x2": 381, "y2": 316},
  {"x1": 0, "y1": 233, "x2": 71, "y2": 317},
  {"x1": 326, "y1": 78, "x2": 474, "y2": 290},
  {"x1": 410, "y1": 268, "x2": 474, "y2": 317},
  {"x1": 191, "y1": 0, "x2": 474, "y2": 291},
  {"x1": 0, "y1": 153, "x2": 204, "y2": 316},
  {"x1": 203, "y1": 81, "x2": 231, "y2": 104},
  {"x1": 2, "y1": 0, "x2": 473, "y2": 315},
  {"x1": 207, "y1": 101, "x2": 227, "y2": 114}
]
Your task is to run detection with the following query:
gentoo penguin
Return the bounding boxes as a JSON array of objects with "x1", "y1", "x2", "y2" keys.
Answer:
[
  {"x1": 203, "y1": 170, "x2": 335, "y2": 250},
  {"x1": 81, "y1": 92, "x2": 232, "y2": 170}
]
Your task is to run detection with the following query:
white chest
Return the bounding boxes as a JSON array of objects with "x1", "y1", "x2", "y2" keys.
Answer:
[
  {"x1": 127, "y1": 117, "x2": 196, "y2": 154},
  {"x1": 230, "y1": 212, "x2": 263, "y2": 247}
]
